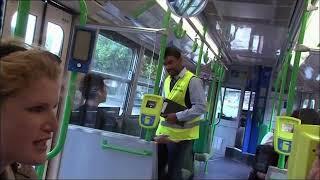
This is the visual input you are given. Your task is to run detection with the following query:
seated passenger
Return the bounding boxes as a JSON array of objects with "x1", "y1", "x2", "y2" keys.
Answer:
[
  {"x1": 249, "y1": 108, "x2": 320, "y2": 180},
  {"x1": 0, "y1": 40, "x2": 61, "y2": 179},
  {"x1": 71, "y1": 73, "x2": 108, "y2": 129}
]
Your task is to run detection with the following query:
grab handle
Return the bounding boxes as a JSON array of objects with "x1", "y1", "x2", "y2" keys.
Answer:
[{"x1": 101, "y1": 139, "x2": 152, "y2": 156}]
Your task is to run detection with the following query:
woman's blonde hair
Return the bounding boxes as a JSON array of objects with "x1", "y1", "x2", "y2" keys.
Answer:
[{"x1": 0, "y1": 39, "x2": 61, "y2": 99}]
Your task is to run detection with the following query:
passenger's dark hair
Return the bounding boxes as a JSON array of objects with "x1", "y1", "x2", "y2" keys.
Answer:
[
  {"x1": 80, "y1": 73, "x2": 105, "y2": 100},
  {"x1": 291, "y1": 108, "x2": 320, "y2": 125},
  {"x1": 164, "y1": 46, "x2": 181, "y2": 59},
  {"x1": 0, "y1": 44, "x2": 27, "y2": 59}
]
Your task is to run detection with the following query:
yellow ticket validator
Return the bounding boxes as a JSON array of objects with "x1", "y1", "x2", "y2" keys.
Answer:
[
  {"x1": 274, "y1": 116, "x2": 301, "y2": 155},
  {"x1": 139, "y1": 94, "x2": 163, "y2": 129}
]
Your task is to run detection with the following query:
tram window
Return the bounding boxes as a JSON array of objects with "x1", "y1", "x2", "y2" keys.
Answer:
[
  {"x1": 302, "y1": 99, "x2": 309, "y2": 108},
  {"x1": 132, "y1": 53, "x2": 159, "y2": 115},
  {"x1": 132, "y1": 85, "x2": 154, "y2": 115},
  {"x1": 45, "y1": 22, "x2": 64, "y2": 56},
  {"x1": 93, "y1": 34, "x2": 134, "y2": 79},
  {"x1": 242, "y1": 91, "x2": 255, "y2": 111},
  {"x1": 310, "y1": 99, "x2": 315, "y2": 109},
  {"x1": 11, "y1": 12, "x2": 36, "y2": 45},
  {"x1": 252, "y1": 35, "x2": 259, "y2": 53},
  {"x1": 230, "y1": 24, "x2": 252, "y2": 50},
  {"x1": 222, "y1": 88, "x2": 241, "y2": 119},
  {"x1": 93, "y1": 33, "x2": 137, "y2": 114},
  {"x1": 99, "y1": 79, "x2": 128, "y2": 114},
  {"x1": 138, "y1": 54, "x2": 158, "y2": 84}
]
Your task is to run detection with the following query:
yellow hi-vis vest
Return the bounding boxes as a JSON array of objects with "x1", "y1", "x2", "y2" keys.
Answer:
[{"x1": 156, "y1": 70, "x2": 200, "y2": 141}]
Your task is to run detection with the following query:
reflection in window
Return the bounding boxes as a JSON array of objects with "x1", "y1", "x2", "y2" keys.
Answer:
[
  {"x1": 222, "y1": 88, "x2": 241, "y2": 118},
  {"x1": 99, "y1": 79, "x2": 128, "y2": 114},
  {"x1": 131, "y1": 85, "x2": 154, "y2": 115},
  {"x1": 231, "y1": 24, "x2": 252, "y2": 50},
  {"x1": 243, "y1": 91, "x2": 255, "y2": 111},
  {"x1": 45, "y1": 22, "x2": 64, "y2": 56},
  {"x1": 93, "y1": 34, "x2": 134, "y2": 79},
  {"x1": 11, "y1": 12, "x2": 36, "y2": 45}
]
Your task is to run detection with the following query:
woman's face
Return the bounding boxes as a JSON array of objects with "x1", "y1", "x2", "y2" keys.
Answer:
[{"x1": 0, "y1": 78, "x2": 59, "y2": 165}]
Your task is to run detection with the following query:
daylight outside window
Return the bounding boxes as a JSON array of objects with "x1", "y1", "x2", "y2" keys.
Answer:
[{"x1": 11, "y1": 12, "x2": 36, "y2": 45}]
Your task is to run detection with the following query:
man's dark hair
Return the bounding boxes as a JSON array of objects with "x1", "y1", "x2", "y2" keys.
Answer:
[
  {"x1": 164, "y1": 46, "x2": 181, "y2": 59},
  {"x1": 80, "y1": 73, "x2": 105, "y2": 100},
  {"x1": 291, "y1": 108, "x2": 320, "y2": 125}
]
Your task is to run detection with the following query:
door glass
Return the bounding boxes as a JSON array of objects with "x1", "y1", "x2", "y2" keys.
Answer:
[
  {"x1": 11, "y1": 12, "x2": 36, "y2": 45},
  {"x1": 45, "y1": 22, "x2": 64, "y2": 56},
  {"x1": 222, "y1": 88, "x2": 241, "y2": 119}
]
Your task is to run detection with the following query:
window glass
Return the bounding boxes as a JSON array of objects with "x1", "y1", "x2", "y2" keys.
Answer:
[
  {"x1": 131, "y1": 85, "x2": 154, "y2": 115},
  {"x1": 132, "y1": 51, "x2": 159, "y2": 115},
  {"x1": 231, "y1": 24, "x2": 252, "y2": 50},
  {"x1": 99, "y1": 79, "x2": 128, "y2": 115},
  {"x1": 93, "y1": 34, "x2": 134, "y2": 79},
  {"x1": 138, "y1": 54, "x2": 158, "y2": 85},
  {"x1": 310, "y1": 99, "x2": 315, "y2": 109},
  {"x1": 216, "y1": 87, "x2": 225, "y2": 118},
  {"x1": 222, "y1": 88, "x2": 241, "y2": 119},
  {"x1": 11, "y1": 12, "x2": 36, "y2": 45},
  {"x1": 45, "y1": 22, "x2": 64, "y2": 56},
  {"x1": 243, "y1": 91, "x2": 255, "y2": 111},
  {"x1": 302, "y1": 99, "x2": 309, "y2": 108},
  {"x1": 252, "y1": 35, "x2": 259, "y2": 53}
]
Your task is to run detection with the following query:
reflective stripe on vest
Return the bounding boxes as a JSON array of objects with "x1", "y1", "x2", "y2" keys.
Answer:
[{"x1": 156, "y1": 70, "x2": 201, "y2": 141}]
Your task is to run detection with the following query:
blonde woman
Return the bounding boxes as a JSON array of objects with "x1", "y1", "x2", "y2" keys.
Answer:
[{"x1": 0, "y1": 40, "x2": 61, "y2": 179}]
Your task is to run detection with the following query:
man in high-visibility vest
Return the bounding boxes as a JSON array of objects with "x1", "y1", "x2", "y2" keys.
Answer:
[{"x1": 155, "y1": 46, "x2": 206, "y2": 180}]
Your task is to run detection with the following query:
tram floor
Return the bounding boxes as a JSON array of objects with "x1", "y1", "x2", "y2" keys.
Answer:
[{"x1": 194, "y1": 157, "x2": 251, "y2": 179}]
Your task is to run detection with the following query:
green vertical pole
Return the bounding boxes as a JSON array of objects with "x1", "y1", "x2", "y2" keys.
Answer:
[
  {"x1": 286, "y1": 6, "x2": 310, "y2": 115},
  {"x1": 146, "y1": 10, "x2": 171, "y2": 141},
  {"x1": 276, "y1": 53, "x2": 291, "y2": 116},
  {"x1": 212, "y1": 66, "x2": 224, "y2": 132},
  {"x1": 14, "y1": 0, "x2": 30, "y2": 38},
  {"x1": 268, "y1": 70, "x2": 282, "y2": 131},
  {"x1": 195, "y1": 27, "x2": 207, "y2": 76},
  {"x1": 277, "y1": 1, "x2": 310, "y2": 169},
  {"x1": 153, "y1": 10, "x2": 171, "y2": 95},
  {"x1": 36, "y1": 1, "x2": 88, "y2": 179}
]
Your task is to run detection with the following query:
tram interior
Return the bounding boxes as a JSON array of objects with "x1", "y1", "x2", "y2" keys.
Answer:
[{"x1": 1, "y1": 0, "x2": 319, "y2": 179}]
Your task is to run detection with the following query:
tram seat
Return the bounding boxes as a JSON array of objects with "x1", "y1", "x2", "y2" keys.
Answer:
[
  {"x1": 122, "y1": 115, "x2": 141, "y2": 136},
  {"x1": 98, "y1": 107, "x2": 121, "y2": 132}
]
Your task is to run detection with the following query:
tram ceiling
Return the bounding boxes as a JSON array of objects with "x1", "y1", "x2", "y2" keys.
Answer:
[{"x1": 202, "y1": 0, "x2": 298, "y2": 67}]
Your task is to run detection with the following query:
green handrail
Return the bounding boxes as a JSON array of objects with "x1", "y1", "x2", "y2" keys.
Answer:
[
  {"x1": 286, "y1": 4, "x2": 310, "y2": 115},
  {"x1": 277, "y1": 0, "x2": 310, "y2": 169},
  {"x1": 36, "y1": 1, "x2": 88, "y2": 179},
  {"x1": 145, "y1": 10, "x2": 171, "y2": 141},
  {"x1": 276, "y1": 53, "x2": 291, "y2": 116},
  {"x1": 268, "y1": 69, "x2": 282, "y2": 131},
  {"x1": 101, "y1": 139, "x2": 152, "y2": 156},
  {"x1": 14, "y1": 0, "x2": 30, "y2": 38},
  {"x1": 195, "y1": 26, "x2": 207, "y2": 76}
]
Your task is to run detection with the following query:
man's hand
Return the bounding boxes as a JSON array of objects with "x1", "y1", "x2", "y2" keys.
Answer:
[{"x1": 165, "y1": 113, "x2": 177, "y2": 124}]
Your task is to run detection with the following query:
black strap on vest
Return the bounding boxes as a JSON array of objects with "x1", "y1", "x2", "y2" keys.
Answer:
[{"x1": 169, "y1": 76, "x2": 193, "y2": 109}]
